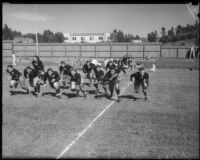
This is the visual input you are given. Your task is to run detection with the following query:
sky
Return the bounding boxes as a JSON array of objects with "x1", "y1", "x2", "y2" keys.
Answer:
[{"x1": 2, "y1": 4, "x2": 197, "y2": 37}]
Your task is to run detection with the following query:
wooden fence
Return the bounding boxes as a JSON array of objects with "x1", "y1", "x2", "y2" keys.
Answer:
[{"x1": 2, "y1": 40, "x2": 199, "y2": 59}]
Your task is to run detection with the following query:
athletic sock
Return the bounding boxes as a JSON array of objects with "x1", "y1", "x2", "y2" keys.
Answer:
[{"x1": 116, "y1": 89, "x2": 120, "y2": 95}]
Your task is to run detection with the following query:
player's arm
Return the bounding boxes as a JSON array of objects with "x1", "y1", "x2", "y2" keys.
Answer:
[
  {"x1": 54, "y1": 72, "x2": 61, "y2": 82},
  {"x1": 130, "y1": 73, "x2": 136, "y2": 81},
  {"x1": 76, "y1": 73, "x2": 81, "y2": 84},
  {"x1": 144, "y1": 73, "x2": 149, "y2": 86},
  {"x1": 59, "y1": 66, "x2": 63, "y2": 75},
  {"x1": 83, "y1": 64, "x2": 87, "y2": 73}
]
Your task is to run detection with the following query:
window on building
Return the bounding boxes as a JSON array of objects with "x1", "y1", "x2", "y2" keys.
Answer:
[
  {"x1": 65, "y1": 37, "x2": 68, "y2": 40},
  {"x1": 81, "y1": 37, "x2": 85, "y2": 41},
  {"x1": 90, "y1": 36, "x2": 94, "y2": 40},
  {"x1": 72, "y1": 37, "x2": 76, "y2": 40},
  {"x1": 99, "y1": 36, "x2": 103, "y2": 40}
]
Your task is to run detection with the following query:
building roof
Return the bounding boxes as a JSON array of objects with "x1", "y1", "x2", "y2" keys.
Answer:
[{"x1": 70, "y1": 33, "x2": 105, "y2": 36}]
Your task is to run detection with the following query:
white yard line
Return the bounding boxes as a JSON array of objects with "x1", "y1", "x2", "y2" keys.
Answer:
[{"x1": 56, "y1": 81, "x2": 132, "y2": 159}]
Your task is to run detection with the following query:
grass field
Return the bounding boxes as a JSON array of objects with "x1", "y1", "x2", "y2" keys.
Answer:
[{"x1": 2, "y1": 58, "x2": 199, "y2": 158}]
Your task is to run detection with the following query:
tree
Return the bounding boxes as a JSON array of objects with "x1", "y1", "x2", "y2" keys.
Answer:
[
  {"x1": 23, "y1": 33, "x2": 36, "y2": 42},
  {"x1": 43, "y1": 30, "x2": 55, "y2": 42},
  {"x1": 3, "y1": 24, "x2": 14, "y2": 40},
  {"x1": 54, "y1": 32, "x2": 65, "y2": 43},
  {"x1": 147, "y1": 31, "x2": 158, "y2": 42}
]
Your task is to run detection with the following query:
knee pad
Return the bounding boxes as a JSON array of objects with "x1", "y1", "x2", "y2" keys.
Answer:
[
  {"x1": 53, "y1": 82, "x2": 59, "y2": 89},
  {"x1": 71, "y1": 81, "x2": 76, "y2": 90},
  {"x1": 9, "y1": 80, "x2": 16, "y2": 88}
]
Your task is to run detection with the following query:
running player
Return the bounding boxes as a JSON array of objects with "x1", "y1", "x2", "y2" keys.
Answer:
[
  {"x1": 43, "y1": 68, "x2": 61, "y2": 97},
  {"x1": 130, "y1": 67, "x2": 149, "y2": 100},
  {"x1": 93, "y1": 64, "x2": 104, "y2": 96},
  {"x1": 103, "y1": 66, "x2": 121, "y2": 102}
]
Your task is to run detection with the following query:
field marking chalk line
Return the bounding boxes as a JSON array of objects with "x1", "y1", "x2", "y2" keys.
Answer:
[{"x1": 56, "y1": 81, "x2": 132, "y2": 159}]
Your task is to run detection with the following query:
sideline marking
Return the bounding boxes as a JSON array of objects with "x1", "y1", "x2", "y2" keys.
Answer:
[{"x1": 56, "y1": 81, "x2": 132, "y2": 159}]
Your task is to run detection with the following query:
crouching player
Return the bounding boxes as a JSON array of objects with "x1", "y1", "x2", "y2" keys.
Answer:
[
  {"x1": 70, "y1": 68, "x2": 87, "y2": 98},
  {"x1": 83, "y1": 60, "x2": 95, "y2": 85},
  {"x1": 59, "y1": 61, "x2": 73, "y2": 87},
  {"x1": 103, "y1": 67, "x2": 121, "y2": 102},
  {"x1": 93, "y1": 64, "x2": 104, "y2": 96},
  {"x1": 6, "y1": 65, "x2": 28, "y2": 94},
  {"x1": 130, "y1": 67, "x2": 149, "y2": 100},
  {"x1": 23, "y1": 66, "x2": 42, "y2": 96},
  {"x1": 43, "y1": 68, "x2": 61, "y2": 97}
]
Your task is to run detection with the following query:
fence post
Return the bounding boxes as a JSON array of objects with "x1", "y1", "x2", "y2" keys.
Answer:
[
  {"x1": 94, "y1": 44, "x2": 96, "y2": 58},
  {"x1": 80, "y1": 44, "x2": 82, "y2": 58},
  {"x1": 24, "y1": 44, "x2": 26, "y2": 57},
  {"x1": 65, "y1": 45, "x2": 67, "y2": 57},
  {"x1": 51, "y1": 45, "x2": 53, "y2": 57},
  {"x1": 176, "y1": 48, "x2": 179, "y2": 58},
  {"x1": 143, "y1": 44, "x2": 145, "y2": 60},
  {"x1": 110, "y1": 43, "x2": 112, "y2": 59},
  {"x1": 160, "y1": 44, "x2": 162, "y2": 58},
  {"x1": 126, "y1": 44, "x2": 128, "y2": 56}
]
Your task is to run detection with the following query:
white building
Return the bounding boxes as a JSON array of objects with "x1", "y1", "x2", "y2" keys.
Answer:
[{"x1": 64, "y1": 33, "x2": 111, "y2": 43}]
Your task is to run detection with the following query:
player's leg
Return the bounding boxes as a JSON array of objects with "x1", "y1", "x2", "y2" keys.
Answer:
[
  {"x1": 62, "y1": 74, "x2": 67, "y2": 87},
  {"x1": 53, "y1": 82, "x2": 61, "y2": 96},
  {"x1": 141, "y1": 82, "x2": 148, "y2": 100},
  {"x1": 93, "y1": 79, "x2": 99, "y2": 96},
  {"x1": 9, "y1": 80, "x2": 17, "y2": 94},
  {"x1": 115, "y1": 82, "x2": 121, "y2": 102},
  {"x1": 78, "y1": 84, "x2": 87, "y2": 98},
  {"x1": 18, "y1": 77, "x2": 29, "y2": 92},
  {"x1": 102, "y1": 81, "x2": 109, "y2": 96},
  {"x1": 108, "y1": 82, "x2": 114, "y2": 99},
  {"x1": 134, "y1": 80, "x2": 140, "y2": 94},
  {"x1": 33, "y1": 77, "x2": 41, "y2": 95}
]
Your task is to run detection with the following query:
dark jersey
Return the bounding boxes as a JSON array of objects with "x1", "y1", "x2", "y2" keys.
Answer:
[
  {"x1": 83, "y1": 63, "x2": 95, "y2": 73},
  {"x1": 70, "y1": 73, "x2": 81, "y2": 84},
  {"x1": 32, "y1": 60, "x2": 44, "y2": 72},
  {"x1": 105, "y1": 63, "x2": 116, "y2": 71},
  {"x1": 7, "y1": 68, "x2": 22, "y2": 81},
  {"x1": 94, "y1": 68, "x2": 104, "y2": 79},
  {"x1": 130, "y1": 72, "x2": 149, "y2": 85},
  {"x1": 24, "y1": 68, "x2": 38, "y2": 79},
  {"x1": 122, "y1": 56, "x2": 128, "y2": 65},
  {"x1": 44, "y1": 71, "x2": 61, "y2": 84},
  {"x1": 59, "y1": 65, "x2": 72, "y2": 75},
  {"x1": 116, "y1": 65, "x2": 126, "y2": 74},
  {"x1": 103, "y1": 71, "x2": 119, "y2": 82}
]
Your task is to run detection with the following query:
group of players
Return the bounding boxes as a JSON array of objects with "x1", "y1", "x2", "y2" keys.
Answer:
[{"x1": 6, "y1": 55, "x2": 150, "y2": 102}]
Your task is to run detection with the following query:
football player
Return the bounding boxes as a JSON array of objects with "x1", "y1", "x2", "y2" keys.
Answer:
[
  {"x1": 70, "y1": 68, "x2": 87, "y2": 98},
  {"x1": 59, "y1": 61, "x2": 73, "y2": 87},
  {"x1": 130, "y1": 67, "x2": 149, "y2": 100},
  {"x1": 43, "y1": 68, "x2": 61, "y2": 97},
  {"x1": 6, "y1": 65, "x2": 28, "y2": 94}
]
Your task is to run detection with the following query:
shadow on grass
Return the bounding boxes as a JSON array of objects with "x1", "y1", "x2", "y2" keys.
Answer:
[
  {"x1": 94, "y1": 94, "x2": 109, "y2": 99},
  {"x1": 86, "y1": 90, "x2": 96, "y2": 95},
  {"x1": 10, "y1": 90, "x2": 29, "y2": 96},
  {"x1": 60, "y1": 86, "x2": 70, "y2": 89},
  {"x1": 42, "y1": 92, "x2": 61, "y2": 98},
  {"x1": 62, "y1": 92, "x2": 78, "y2": 98},
  {"x1": 120, "y1": 95, "x2": 143, "y2": 101}
]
